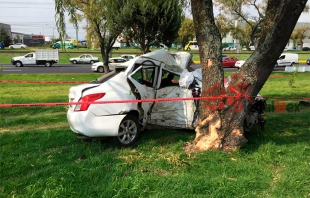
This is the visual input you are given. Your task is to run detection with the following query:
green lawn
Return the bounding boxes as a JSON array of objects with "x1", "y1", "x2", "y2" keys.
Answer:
[{"x1": 0, "y1": 73, "x2": 310, "y2": 197}]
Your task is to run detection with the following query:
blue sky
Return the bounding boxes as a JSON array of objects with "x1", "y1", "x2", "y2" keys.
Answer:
[{"x1": 1, "y1": 0, "x2": 309, "y2": 41}]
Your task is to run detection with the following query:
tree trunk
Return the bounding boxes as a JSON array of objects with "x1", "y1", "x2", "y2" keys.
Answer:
[{"x1": 187, "y1": 0, "x2": 308, "y2": 152}]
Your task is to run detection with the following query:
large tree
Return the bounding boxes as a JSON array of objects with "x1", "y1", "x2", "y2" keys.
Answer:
[
  {"x1": 290, "y1": 25, "x2": 310, "y2": 48},
  {"x1": 187, "y1": 0, "x2": 307, "y2": 152},
  {"x1": 121, "y1": 0, "x2": 182, "y2": 53},
  {"x1": 0, "y1": 28, "x2": 12, "y2": 47},
  {"x1": 55, "y1": 0, "x2": 125, "y2": 73}
]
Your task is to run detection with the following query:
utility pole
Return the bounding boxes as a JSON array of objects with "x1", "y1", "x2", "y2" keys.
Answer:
[{"x1": 76, "y1": 27, "x2": 79, "y2": 49}]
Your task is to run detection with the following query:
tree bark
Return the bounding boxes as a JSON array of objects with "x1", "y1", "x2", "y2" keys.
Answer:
[{"x1": 187, "y1": 0, "x2": 308, "y2": 152}]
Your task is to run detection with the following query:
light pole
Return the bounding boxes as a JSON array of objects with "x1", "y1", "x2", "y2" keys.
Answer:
[{"x1": 46, "y1": 25, "x2": 55, "y2": 42}]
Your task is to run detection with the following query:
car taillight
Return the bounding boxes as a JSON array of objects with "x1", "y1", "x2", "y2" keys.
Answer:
[{"x1": 74, "y1": 93, "x2": 105, "y2": 111}]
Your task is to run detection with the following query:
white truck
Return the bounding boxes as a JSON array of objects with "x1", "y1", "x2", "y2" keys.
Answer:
[
  {"x1": 11, "y1": 50, "x2": 59, "y2": 67},
  {"x1": 276, "y1": 53, "x2": 299, "y2": 66},
  {"x1": 112, "y1": 41, "x2": 121, "y2": 50}
]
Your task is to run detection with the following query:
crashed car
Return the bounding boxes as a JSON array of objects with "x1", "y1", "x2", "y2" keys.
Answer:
[{"x1": 67, "y1": 49, "x2": 265, "y2": 146}]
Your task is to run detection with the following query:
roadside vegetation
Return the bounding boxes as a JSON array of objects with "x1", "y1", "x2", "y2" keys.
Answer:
[{"x1": 0, "y1": 73, "x2": 309, "y2": 197}]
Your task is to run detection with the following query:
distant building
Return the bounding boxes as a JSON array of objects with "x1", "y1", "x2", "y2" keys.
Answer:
[{"x1": 223, "y1": 14, "x2": 310, "y2": 49}]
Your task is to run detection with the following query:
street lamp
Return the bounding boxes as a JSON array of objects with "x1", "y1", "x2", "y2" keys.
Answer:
[{"x1": 46, "y1": 25, "x2": 55, "y2": 41}]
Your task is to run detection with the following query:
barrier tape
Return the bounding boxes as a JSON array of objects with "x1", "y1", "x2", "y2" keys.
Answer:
[{"x1": 0, "y1": 96, "x2": 309, "y2": 108}]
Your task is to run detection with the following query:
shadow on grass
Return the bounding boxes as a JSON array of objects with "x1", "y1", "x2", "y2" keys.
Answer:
[{"x1": 241, "y1": 111, "x2": 310, "y2": 153}]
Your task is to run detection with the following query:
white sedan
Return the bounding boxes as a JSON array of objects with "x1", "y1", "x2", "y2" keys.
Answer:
[
  {"x1": 234, "y1": 58, "x2": 248, "y2": 68},
  {"x1": 91, "y1": 57, "x2": 128, "y2": 73},
  {"x1": 67, "y1": 50, "x2": 266, "y2": 147},
  {"x1": 9, "y1": 43, "x2": 27, "y2": 49}
]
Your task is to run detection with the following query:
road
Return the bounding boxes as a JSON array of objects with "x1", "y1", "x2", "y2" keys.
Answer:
[{"x1": 1, "y1": 63, "x2": 309, "y2": 74}]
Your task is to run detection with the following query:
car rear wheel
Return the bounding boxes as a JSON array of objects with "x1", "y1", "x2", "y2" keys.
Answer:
[
  {"x1": 97, "y1": 66, "x2": 104, "y2": 73},
  {"x1": 115, "y1": 114, "x2": 140, "y2": 147},
  {"x1": 72, "y1": 60, "x2": 77, "y2": 64},
  {"x1": 90, "y1": 60, "x2": 95, "y2": 64}
]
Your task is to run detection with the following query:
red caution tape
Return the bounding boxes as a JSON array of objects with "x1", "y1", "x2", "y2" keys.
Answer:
[{"x1": 0, "y1": 96, "x2": 309, "y2": 108}]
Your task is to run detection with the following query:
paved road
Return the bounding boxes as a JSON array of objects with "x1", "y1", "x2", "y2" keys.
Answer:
[{"x1": 1, "y1": 63, "x2": 309, "y2": 74}]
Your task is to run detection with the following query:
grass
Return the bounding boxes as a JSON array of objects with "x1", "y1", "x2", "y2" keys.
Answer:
[{"x1": 0, "y1": 73, "x2": 310, "y2": 197}]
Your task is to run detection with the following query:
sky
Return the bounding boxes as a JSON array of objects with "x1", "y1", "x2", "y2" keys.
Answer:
[
  {"x1": 0, "y1": 0, "x2": 87, "y2": 40},
  {"x1": 0, "y1": 0, "x2": 309, "y2": 41}
]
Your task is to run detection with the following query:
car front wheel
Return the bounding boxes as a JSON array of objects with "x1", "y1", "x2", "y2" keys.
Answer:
[
  {"x1": 97, "y1": 66, "x2": 104, "y2": 73},
  {"x1": 15, "y1": 61, "x2": 23, "y2": 67},
  {"x1": 115, "y1": 114, "x2": 140, "y2": 147}
]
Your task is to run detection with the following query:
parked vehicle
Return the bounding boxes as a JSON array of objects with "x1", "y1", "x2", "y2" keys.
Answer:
[
  {"x1": 287, "y1": 46, "x2": 299, "y2": 51},
  {"x1": 112, "y1": 41, "x2": 121, "y2": 50},
  {"x1": 91, "y1": 57, "x2": 128, "y2": 73},
  {"x1": 69, "y1": 54, "x2": 99, "y2": 64},
  {"x1": 11, "y1": 50, "x2": 59, "y2": 67},
  {"x1": 306, "y1": 58, "x2": 310, "y2": 65},
  {"x1": 223, "y1": 47, "x2": 236, "y2": 51},
  {"x1": 184, "y1": 41, "x2": 199, "y2": 50},
  {"x1": 0, "y1": 41, "x2": 4, "y2": 49},
  {"x1": 121, "y1": 54, "x2": 136, "y2": 60},
  {"x1": 52, "y1": 41, "x2": 74, "y2": 49},
  {"x1": 66, "y1": 39, "x2": 78, "y2": 47},
  {"x1": 235, "y1": 58, "x2": 248, "y2": 68},
  {"x1": 9, "y1": 43, "x2": 27, "y2": 49},
  {"x1": 222, "y1": 56, "x2": 239, "y2": 67},
  {"x1": 302, "y1": 47, "x2": 310, "y2": 51},
  {"x1": 67, "y1": 49, "x2": 266, "y2": 146},
  {"x1": 276, "y1": 53, "x2": 299, "y2": 66}
]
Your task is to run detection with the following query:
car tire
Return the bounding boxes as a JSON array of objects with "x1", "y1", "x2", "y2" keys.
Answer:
[
  {"x1": 45, "y1": 62, "x2": 51, "y2": 67},
  {"x1": 72, "y1": 60, "x2": 78, "y2": 64},
  {"x1": 9, "y1": 46, "x2": 13, "y2": 49},
  {"x1": 97, "y1": 66, "x2": 104, "y2": 73},
  {"x1": 90, "y1": 60, "x2": 95, "y2": 64},
  {"x1": 15, "y1": 61, "x2": 23, "y2": 67},
  {"x1": 21, "y1": 47, "x2": 25, "y2": 49},
  {"x1": 115, "y1": 114, "x2": 140, "y2": 147}
]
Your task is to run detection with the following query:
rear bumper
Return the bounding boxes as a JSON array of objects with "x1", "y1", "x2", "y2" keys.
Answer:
[{"x1": 67, "y1": 109, "x2": 126, "y2": 137}]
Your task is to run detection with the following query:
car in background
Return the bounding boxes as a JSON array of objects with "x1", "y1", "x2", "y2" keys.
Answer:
[
  {"x1": 223, "y1": 47, "x2": 236, "y2": 51},
  {"x1": 9, "y1": 43, "x2": 27, "y2": 49},
  {"x1": 302, "y1": 47, "x2": 310, "y2": 51},
  {"x1": 306, "y1": 58, "x2": 310, "y2": 65},
  {"x1": 287, "y1": 47, "x2": 299, "y2": 51},
  {"x1": 91, "y1": 57, "x2": 128, "y2": 73},
  {"x1": 69, "y1": 54, "x2": 99, "y2": 64},
  {"x1": 235, "y1": 58, "x2": 248, "y2": 68},
  {"x1": 121, "y1": 54, "x2": 136, "y2": 60},
  {"x1": 222, "y1": 56, "x2": 239, "y2": 67}
]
